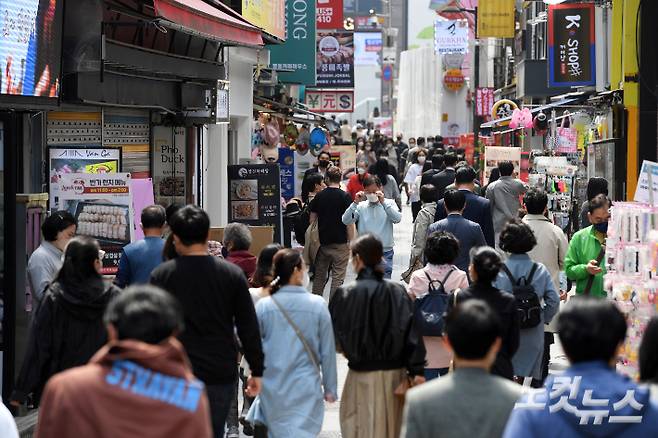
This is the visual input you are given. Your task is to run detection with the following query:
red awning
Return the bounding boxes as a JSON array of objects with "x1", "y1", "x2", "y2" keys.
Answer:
[{"x1": 153, "y1": 0, "x2": 263, "y2": 47}]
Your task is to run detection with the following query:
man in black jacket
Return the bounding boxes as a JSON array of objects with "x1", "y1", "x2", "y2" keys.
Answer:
[
  {"x1": 150, "y1": 206, "x2": 263, "y2": 438},
  {"x1": 430, "y1": 153, "x2": 458, "y2": 200},
  {"x1": 435, "y1": 166, "x2": 495, "y2": 247}
]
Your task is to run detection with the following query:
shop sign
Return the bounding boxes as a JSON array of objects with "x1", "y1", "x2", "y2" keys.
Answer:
[
  {"x1": 277, "y1": 147, "x2": 295, "y2": 200},
  {"x1": 491, "y1": 99, "x2": 519, "y2": 124},
  {"x1": 270, "y1": 0, "x2": 317, "y2": 85},
  {"x1": 484, "y1": 146, "x2": 521, "y2": 184},
  {"x1": 477, "y1": 0, "x2": 515, "y2": 38},
  {"x1": 316, "y1": 32, "x2": 355, "y2": 88},
  {"x1": 317, "y1": 0, "x2": 343, "y2": 29},
  {"x1": 59, "y1": 173, "x2": 134, "y2": 275},
  {"x1": 383, "y1": 65, "x2": 393, "y2": 82},
  {"x1": 152, "y1": 126, "x2": 186, "y2": 206},
  {"x1": 443, "y1": 69, "x2": 465, "y2": 92},
  {"x1": 48, "y1": 148, "x2": 121, "y2": 211},
  {"x1": 476, "y1": 87, "x2": 495, "y2": 117},
  {"x1": 216, "y1": 88, "x2": 229, "y2": 123},
  {"x1": 344, "y1": 0, "x2": 382, "y2": 15},
  {"x1": 1, "y1": 0, "x2": 63, "y2": 98},
  {"x1": 227, "y1": 164, "x2": 283, "y2": 243},
  {"x1": 434, "y1": 20, "x2": 469, "y2": 54},
  {"x1": 305, "y1": 89, "x2": 354, "y2": 112},
  {"x1": 354, "y1": 32, "x2": 382, "y2": 66},
  {"x1": 242, "y1": 0, "x2": 286, "y2": 40},
  {"x1": 548, "y1": 3, "x2": 596, "y2": 87},
  {"x1": 634, "y1": 160, "x2": 658, "y2": 205}
]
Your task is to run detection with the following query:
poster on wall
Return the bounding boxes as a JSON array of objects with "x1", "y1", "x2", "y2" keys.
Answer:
[
  {"x1": 316, "y1": 31, "x2": 354, "y2": 88},
  {"x1": 317, "y1": 0, "x2": 343, "y2": 29},
  {"x1": 548, "y1": 3, "x2": 596, "y2": 87},
  {"x1": 59, "y1": 173, "x2": 134, "y2": 275},
  {"x1": 269, "y1": 0, "x2": 316, "y2": 85},
  {"x1": 483, "y1": 146, "x2": 521, "y2": 184},
  {"x1": 49, "y1": 148, "x2": 121, "y2": 211},
  {"x1": 152, "y1": 126, "x2": 186, "y2": 206},
  {"x1": 0, "y1": 0, "x2": 63, "y2": 98},
  {"x1": 131, "y1": 178, "x2": 155, "y2": 241},
  {"x1": 242, "y1": 0, "x2": 285, "y2": 40},
  {"x1": 278, "y1": 147, "x2": 295, "y2": 200},
  {"x1": 354, "y1": 32, "x2": 381, "y2": 66},
  {"x1": 228, "y1": 164, "x2": 283, "y2": 243}
]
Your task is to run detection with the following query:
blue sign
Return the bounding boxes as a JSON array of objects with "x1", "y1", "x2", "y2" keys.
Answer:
[
  {"x1": 277, "y1": 147, "x2": 295, "y2": 200},
  {"x1": 382, "y1": 65, "x2": 392, "y2": 82}
]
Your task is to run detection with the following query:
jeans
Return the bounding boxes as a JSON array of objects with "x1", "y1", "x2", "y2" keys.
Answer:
[
  {"x1": 424, "y1": 368, "x2": 450, "y2": 381},
  {"x1": 312, "y1": 243, "x2": 350, "y2": 299},
  {"x1": 206, "y1": 382, "x2": 236, "y2": 438},
  {"x1": 383, "y1": 249, "x2": 394, "y2": 279}
]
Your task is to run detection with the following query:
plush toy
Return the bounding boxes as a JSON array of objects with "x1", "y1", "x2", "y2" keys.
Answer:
[{"x1": 509, "y1": 107, "x2": 533, "y2": 129}]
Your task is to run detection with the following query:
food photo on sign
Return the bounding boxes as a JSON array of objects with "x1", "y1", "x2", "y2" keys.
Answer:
[{"x1": 316, "y1": 32, "x2": 354, "y2": 87}]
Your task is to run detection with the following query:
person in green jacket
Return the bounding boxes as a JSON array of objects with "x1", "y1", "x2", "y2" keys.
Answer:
[{"x1": 564, "y1": 194, "x2": 610, "y2": 298}]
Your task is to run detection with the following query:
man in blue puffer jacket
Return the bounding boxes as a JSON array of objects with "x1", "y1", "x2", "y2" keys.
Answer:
[{"x1": 503, "y1": 297, "x2": 658, "y2": 438}]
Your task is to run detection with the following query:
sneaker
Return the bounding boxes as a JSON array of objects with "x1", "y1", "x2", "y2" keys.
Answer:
[{"x1": 225, "y1": 426, "x2": 240, "y2": 438}]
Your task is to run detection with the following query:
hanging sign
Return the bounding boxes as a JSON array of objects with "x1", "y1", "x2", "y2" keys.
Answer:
[
  {"x1": 152, "y1": 126, "x2": 186, "y2": 207},
  {"x1": 484, "y1": 146, "x2": 521, "y2": 185},
  {"x1": 548, "y1": 3, "x2": 596, "y2": 87},
  {"x1": 316, "y1": 31, "x2": 355, "y2": 88},
  {"x1": 277, "y1": 147, "x2": 295, "y2": 200},
  {"x1": 443, "y1": 69, "x2": 465, "y2": 92},
  {"x1": 634, "y1": 160, "x2": 658, "y2": 205},
  {"x1": 434, "y1": 20, "x2": 469, "y2": 54},
  {"x1": 305, "y1": 89, "x2": 354, "y2": 112},
  {"x1": 477, "y1": 0, "x2": 515, "y2": 38},
  {"x1": 476, "y1": 87, "x2": 495, "y2": 117},
  {"x1": 317, "y1": 0, "x2": 344, "y2": 29},
  {"x1": 491, "y1": 99, "x2": 519, "y2": 125}
]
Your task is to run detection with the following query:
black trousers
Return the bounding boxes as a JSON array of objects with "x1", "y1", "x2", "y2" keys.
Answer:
[{"x1": 411, "y1": 201, "x2": 422, "y2": 222}]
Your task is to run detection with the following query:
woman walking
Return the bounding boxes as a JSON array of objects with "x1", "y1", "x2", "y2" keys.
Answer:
[
  {"x1": 247, "y1": 249, "x2": 337, "y2": 438},
  {"x1": 406, "y1": 184, "x2": 438, "y2": 276},
  {"x1": 404, "y1": 149, "x2": 428, "y2": 221},
  {"x1": 11, "y1": 236, "x2": 121, "y2": 405},
  {"x1": 330, "y1": 234, "x2": 426, "y2": 438}
]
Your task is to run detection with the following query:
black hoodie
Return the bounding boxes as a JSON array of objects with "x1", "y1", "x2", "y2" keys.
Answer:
[{"x1": 11, "y1": 278, "x2": 120, "y2": 403}]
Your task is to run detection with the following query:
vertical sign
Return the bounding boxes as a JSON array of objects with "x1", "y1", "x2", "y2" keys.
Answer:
[
  {"x1": 277, "y1": 147, "x2": 295, "y2": 200},
  {"x1": 152, "y1": 126, "x2": 186, "y2": 206},
  {"x1": 476, "y1": 87, "x2": 495, "y2": 117},
  {"x1": 316, "y1": 31, "x2": 355, "y2": 87},
  {"x1": 317, "y1": 0, "x2": 344, "y2": 29},
  {"x1": 477, "y1": 0, "x2": 515, "y2": 38},
  {"x1": 228, "y1": 164, "x2": 283, "y2": 243},
  {"x1": 269, "y1": 0, "x2": 317, "y2": 85},
  {"x1": 548, "y1": 3, "x2": 596, "y2": 87}
]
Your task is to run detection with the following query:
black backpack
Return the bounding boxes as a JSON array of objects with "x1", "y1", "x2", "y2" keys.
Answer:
[
  {"x1": 414, "y1": 269, "x2": 454, "y2": 337},
  {"x1": 501, "y1": 263, "x2": 542, "y2": 329}
]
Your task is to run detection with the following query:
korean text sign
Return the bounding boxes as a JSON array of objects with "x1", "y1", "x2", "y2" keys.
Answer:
[
  {"x1": 317, "y1": 0, "x2": 343, "y2": 29},
  {"x1": 316, "y1": 32, "x2": 355, "y2": 88},
  {"x1": 548, "y1": 3, "x2": 596, "y2": 87}
]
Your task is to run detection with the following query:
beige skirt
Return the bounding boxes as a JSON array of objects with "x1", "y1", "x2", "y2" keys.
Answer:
[{"x1": 339, "y1": 368, "x2": 406, "y2": 438}]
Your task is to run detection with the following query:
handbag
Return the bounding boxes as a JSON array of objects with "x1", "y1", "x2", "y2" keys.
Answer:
[
  {"x1": 393, "y1": 375, "x2": 416, "y2": 401},
  {"x1": 401, "y1": 256, "x2": 423, "y2": 283}
]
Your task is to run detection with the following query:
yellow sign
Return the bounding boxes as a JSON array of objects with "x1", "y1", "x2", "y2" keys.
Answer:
[
  {"x1": 477, "y1": 0, "x2": 515, "y2": 38},
  {"x1": 85, "y1": 161, "x2": 118, "y2": 174},
  {"x1": 242, "y1": 0, "x2": 285, "y2": 40}
]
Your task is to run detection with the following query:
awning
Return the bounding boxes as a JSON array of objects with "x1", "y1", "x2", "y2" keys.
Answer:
[{"x1": 153, "y1": 0, "x2": 263, "y2": 47}]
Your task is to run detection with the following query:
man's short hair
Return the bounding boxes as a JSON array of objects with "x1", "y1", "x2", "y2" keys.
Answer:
[
  {"x1": 498, "y1": 161, "x2": 514, "y2": 176},
  {"x1": 141, "y1": 205, "x2": 166, "y2": 229},
  {"x1": 443, "y1": 153, "x2": 458, "y2": 167},
  {"x1": 558, "y1": 297, "x2": 627, "y2": 364},
  {"x1": 446, "y1": 300, "x2": 502, "y2": 359},
  {"x1": 420, "y1": 184, "x2": 438, "y2": 204},
  {"x1": 42, "y1": 211, "x2": 77, "y2": 242},
  {"x1": 444, "y1": 189, "x2": 466, "y2": 212},
  {"x1": 325, "y1": 166, "x2": 342, "y2": 184},
  {"x1": 362, "y1": 174, "x2": 382, "y2": 188},
  {"x1": 169, "y1": 205, "x2": 210, "y2": 246},
  {"x1": 223, "y1": 222, "x2": 252, "y2": 251},
  {"x1": 455, "y1": 166, "x2": 477, "y2": 185},
  {"x1": 523, "y1": 188, "x2": 549, "y2": 215},
  {"x1": 104, "y1": 285, "x2": 184, "y2": 344},
  {"x1": 588, "y1": 194, "x2": 611, "y2": 214}
]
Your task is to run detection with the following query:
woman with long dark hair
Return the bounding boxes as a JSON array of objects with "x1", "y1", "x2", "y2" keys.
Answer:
[
  {"x1": 247, "y1": 249, "x2": 337, "y2": 437},
  {"x1": 11, "y1": 236, "x2": 121, "y2": 406},
  {"x1": 373, "y1": 157, "x2": 401, "y2": 209}
]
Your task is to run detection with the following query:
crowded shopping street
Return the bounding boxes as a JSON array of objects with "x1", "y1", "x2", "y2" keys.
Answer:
[{"x1": 5, "y1": 0, "x2": 658, "y2": 438}]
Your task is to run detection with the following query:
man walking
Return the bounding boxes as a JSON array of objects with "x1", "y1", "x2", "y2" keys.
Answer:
[
  {"x1": 342, "y1": 175, "x2": 402, "y2": 278},
  {"x1": 310, "y1": 166, "x2": 354, "y2": 298},
  {"x1": 522, "y1": 188, "x2": 569, "y2": 385},
  {"x1": 150, "y1": 206, "x2": 263, "y2": 437},
  {"x1": 428, "y1": 189, "x2": 486, "y2": 272},
  {"x1": 430, "y1": 153, "x2": 458, "y2": 200},
  {"x1": 115, "y1": 205, "x2": 166, "y2": 288},
  {"x1": 435, "y1": 166, "x2": 495, "y2": 246},
  {"x1": 223, "y1": 222, "x2": 257, "y2": 280},
  {"x1": 485, "y1": 161, "x2": 527, "y2": 242},
  {"x1": 401, "y1": 300, "x2": 522, "y2": 438}
]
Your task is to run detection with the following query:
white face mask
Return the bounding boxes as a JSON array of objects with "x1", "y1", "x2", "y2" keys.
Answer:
[
  {"x1": 418, "y1": 156, "x2": 426, "y2": 164},
  {"x1": 366, "y1": 193, "x2": 379, "y2": 203},
  {"x1": 357, "y1": 167, "x2": 366, "y2": 175}
]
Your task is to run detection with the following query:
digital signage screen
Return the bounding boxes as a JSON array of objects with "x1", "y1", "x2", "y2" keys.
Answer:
[{"x1": 0, "y1": 0, "x2": 63, "y2": 99}]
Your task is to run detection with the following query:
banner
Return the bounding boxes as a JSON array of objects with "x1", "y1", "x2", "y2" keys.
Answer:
[
  {"x1": 317, "y1": 0, "x2": 343, "y2": 29},
  {"x1": 316, "y1": 31, "x2": 355, "y2": 88},
  {"x1": 131, "y1": 178, "x2": 155, "y2": 241},
  {"x1": 269, "y1": 0, "x2": 316, "y2": 85},
  {"x1": 484, "y1": 146, "x2": 521, "y2": 184},
  {"x1": 305, "y1": 89, "x2": 354, "y2": 112},
  {"x1": 152, "y1": 126, "x2": 186, "y2": 206},
  {"x1": 354, "y1": 32, "x2": 382, "y2": 66},
  {"x1": 227, "y1": 164, "x2": 283, "y2": 243},
  {"x1": 59, "y1": 173, "x2": 134, "y2": 275},
  {"x1": 477, "y1": 0, "x2": 515, "y2": 38},
  {"x1": 277, "y1": 147, "x2": 295, "y2": 200},
  {"x1": 242, "y1": 0, "x2": 285, "y2": 40},
  {"x1": 548, "y1": 3, "x2": 595, "y2": 87},
  {"x1": 476, "y1": 87, "x2": 495, "y2": 117},
  {"x1": 434, "y1": 20, "x2": 469, "y2": 54},
  {"x1": 49, "y1": 148, "x2": 121, "y2": 211}
]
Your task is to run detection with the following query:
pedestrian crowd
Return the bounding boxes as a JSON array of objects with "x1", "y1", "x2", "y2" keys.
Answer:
[{"x1": 5, "y1": 128, "x2": 658, "y2": 438}]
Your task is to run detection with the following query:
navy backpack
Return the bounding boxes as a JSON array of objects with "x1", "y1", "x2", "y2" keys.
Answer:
[{"x1": 414, "y1": 269, "x2": 454, "y2": 337}]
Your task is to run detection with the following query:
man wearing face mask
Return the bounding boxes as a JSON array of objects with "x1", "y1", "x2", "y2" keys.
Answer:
[
  {"x1": 564, "y1": 194, "x2": 610, "y2": 298},
  {"x1": 304, "y1": 151, "x2": 333, "y2": 179},
  {"x1": 342, "y1": 175, "x2": 402, "y2": 279},
  {"x1": 346, "y1": 160, "x2": 370, "y2": 201}
]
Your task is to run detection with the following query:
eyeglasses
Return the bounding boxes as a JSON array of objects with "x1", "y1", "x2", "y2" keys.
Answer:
[{"x1": 98, "y1": 250, "x2": 106, "y2": 260}]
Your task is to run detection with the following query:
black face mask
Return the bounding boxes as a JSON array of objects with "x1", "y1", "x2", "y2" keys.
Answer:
[{"x1": 318, "y1": 159, "x2": 330, "y2": 168}]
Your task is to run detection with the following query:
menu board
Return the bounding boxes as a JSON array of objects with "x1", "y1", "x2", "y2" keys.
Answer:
[
  {"x1": 228, "y1": 164, "x2": 283, "y2": 243},
  {"x1": 152, "y1": 126, "x2": 186, "y2": 206},
  {"x1": 58, "y1": 173, "x2": 134, "y2": 275}
]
